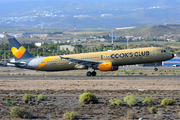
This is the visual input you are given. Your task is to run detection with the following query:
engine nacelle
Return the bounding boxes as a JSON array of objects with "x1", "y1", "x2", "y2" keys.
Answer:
[{"x1": 99, "y1": 62, "x2": 118, "y2": 71}]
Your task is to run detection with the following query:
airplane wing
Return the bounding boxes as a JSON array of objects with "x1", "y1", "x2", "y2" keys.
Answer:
[{"x1": 61, "y1": 56, "x2": 103, "y2": 68}]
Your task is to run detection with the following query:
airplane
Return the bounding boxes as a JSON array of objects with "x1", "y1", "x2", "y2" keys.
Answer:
[{"x1": 8, "y1": 36, "x2": 174, "y2": 76}]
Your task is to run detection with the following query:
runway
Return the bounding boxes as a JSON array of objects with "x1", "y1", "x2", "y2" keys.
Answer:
[
  {"x1": 0, "y1": 75, "x2": 180, "y2": 79},
  {"x1": 2, "y1": 94, "x2": 180, "y2": 97}
]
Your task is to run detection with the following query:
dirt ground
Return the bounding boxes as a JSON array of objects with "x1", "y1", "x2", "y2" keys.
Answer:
[
  {"x1": 1, "y1": 89, "x2": 180, "y2": 119},
  {"x1": 1, "y1": 78, "x2": 180, "y2": 91},
  {"x1": 1, "y1": 68, "x2": 180, "y2": 119}
]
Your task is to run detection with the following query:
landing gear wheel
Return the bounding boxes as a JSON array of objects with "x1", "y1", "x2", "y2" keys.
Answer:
[
  {"x1": 154, "y1": 68, "x2": 158, "y2": 71},
  {"x1": 86, "y1": 71, "x2": 92, "y2": 76},
  {"x1": 91, "y1": 71, "x2": 97, "y2": 76}
]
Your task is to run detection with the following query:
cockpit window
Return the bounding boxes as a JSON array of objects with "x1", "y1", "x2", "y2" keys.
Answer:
[{"x1": 161, "y1": 50, "x2": 167, "y2": 53}]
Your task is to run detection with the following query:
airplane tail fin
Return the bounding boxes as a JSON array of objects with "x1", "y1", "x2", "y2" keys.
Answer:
[{"x1": 8, "y1": 37, "x2": 34, "y2": 61}]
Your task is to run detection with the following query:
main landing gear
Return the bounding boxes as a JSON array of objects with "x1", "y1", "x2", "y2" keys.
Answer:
[
  {"x1": 154, "y1": 62, "x2": 158, "y2": 71},
  {"x1": 86, "y1": 71, "x2": 97, "y2": 76}
]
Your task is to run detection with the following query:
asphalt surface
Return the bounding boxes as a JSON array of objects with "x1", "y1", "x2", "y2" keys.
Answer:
[
  {"x1": 2, "y1": 94, "x2": 180, "y2": 97},
  {"x1": 0, "y1": 75, "x2": 180, "y2": 79}
]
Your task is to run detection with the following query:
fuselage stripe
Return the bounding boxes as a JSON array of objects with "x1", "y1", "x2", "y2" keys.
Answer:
[{"x1": 35, "y1": 56, "x2": 54, "y2": 70}]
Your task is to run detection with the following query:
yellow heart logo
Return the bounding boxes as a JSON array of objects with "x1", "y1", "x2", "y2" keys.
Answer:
[
  {"x1": 11, "y1": 46, "x2": 26, "y2": 59},
  {"x1": 103, "y1": 54, "x2": 110, "y2": 60}
]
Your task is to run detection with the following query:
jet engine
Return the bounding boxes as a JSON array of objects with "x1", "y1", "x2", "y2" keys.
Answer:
[{"x1": 99, "y1": 62, "x2": 118, "y2": 71}]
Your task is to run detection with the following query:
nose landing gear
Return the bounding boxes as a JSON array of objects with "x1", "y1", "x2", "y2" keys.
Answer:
[
  {"x1": 154, "y1": 62, "x2": 158, "y2": 71},
  {"x1": 154, "y1": 68, "x2": 158, "y2": 71}
]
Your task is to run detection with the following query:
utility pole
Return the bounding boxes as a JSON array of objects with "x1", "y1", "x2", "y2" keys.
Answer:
[
  {"x1": 57, "y1": 46, "x2": 58, "y2": 53},
  {"x1": 127, "y1": 38, "x2": 129, "y2": 49},
  {"x1": 112, "y1": 29, "x2": 113, "y2": 44},
  {"x1": 37, "y1": 48, "x2": 38, "y2": 56},
  {"x1": 2, "y1": 42, "x2": 6, "y2": 66},
  {"x1": 4, "y1": 50, "x2": 6, "y2": 66},
  {"x1": 125, "y1": 29, "x2": 129, "y2": 49},
  {"x1": 74, "y1": 25, "x2": 77, "y2": 45}
]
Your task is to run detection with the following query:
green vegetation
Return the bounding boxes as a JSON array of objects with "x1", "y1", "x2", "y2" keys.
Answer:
[
  {"x1": 109, "y1": 98, "x2": 123, "y2": 106},
  {"x1": 124, "y1": 96, "x2": 139, "y2": 106},
  {"x1": 38, "y1": 94, "x2": 47, "y2": 101},
  {"x1": 149, "y1": 107, "x2": 158, "y2": 114},
  {"x1": 54, "y1": 88, "x2": 59, "y2": 91},
  {"x1": 63, "y1": 111, "x2": 78, "y2": 120},
  {"x1": 142, "y1": 96, "x2": 155, "y2": 105},
  {"x1": 6, "y1": 99, "x2": 12, "y2": 104},
  {"x1": 35, "y1": 89, "x2": 40, "y2": 92},
  {"x1": 10, "y1": 106, "x2": 33, "y2": 119},
  {"x1": 22, "y1": 93, "x2": 34, "y2": 101},
  {"x1": 161, "y1": 98, "x2": 175, "y2": 105},
  {"x1": 79, "y1": 92, "x2": 98, "y2": 104},
  {"x1": 127, "y1": 111, "x2": 136, "y2": 119},
  {"x1": 157, "y1": 111, "x2": 163, "y2": 117}
]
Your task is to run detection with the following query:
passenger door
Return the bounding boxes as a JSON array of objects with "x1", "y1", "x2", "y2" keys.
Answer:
[{"x1": 151, "y1": 48, "x2": 157, "y2": 57}]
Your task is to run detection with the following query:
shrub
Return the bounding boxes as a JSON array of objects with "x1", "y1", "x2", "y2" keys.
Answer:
[
  {"x1": 142, "y1": 96, "x2": 155, "y2": 105},
  {"x1": 38, "y1": 94, "x2": 47, "y2": 101},
  {"x1": 35, "y1": 89, "x2": 40, "y2": 92},
  {"x1": 22, "y1": 94, "x2": 34, "y2": 101},
  {"x1": 125, "y1": 71, "x2": 130, "y2": 75},
  {"x1": 144, "y1": 73, "x2": 147, "y2": 76},
  {"x1": 54, "y1": 89, "x2": 59, "y2": 91},
  {"x1": 6, "y1": 99, "x2": 12, "y2": 104},
  {"x1": 63, "y1": 111, "x2": 78, "y2": 120},
  {"x1": 178, "y1": 111, "x2": 180, "y2": 118},
  {"x1": 10, "y1": 106, "x2": 33, "y2": 119},
  {"x1": 124, "y1": 96, "x2": 139, "y2": 106},
  {"x1": 149, "y1": 107, "x2": 158, "y2": 114},
  {"x1": 127, "y1": 111, "x2": 136, "y2": 119},
  {"x1": 10, "y1": 106, "x2": 21, "y2": 117},
  {"x1": 79, "y1": 92, "x2": 98, "y2": 104},
  {"x1": 139, "y1": 72, "x2": 143, "y2": 75},
  {"x1": 161, "y1": 98, "x2": 175, "y2": 105},
  {"x1": 109, "y1": 98, "x2": 123, "y2": 106},
  {"x1": 157, "y1": 111, "x2": 162, "y2": 117},
  {"x1": 115, "y1": 99, "x2": 123, "y2": 106}
]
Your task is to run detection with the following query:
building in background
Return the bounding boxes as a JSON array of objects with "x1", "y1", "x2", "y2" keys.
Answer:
[
  {"x1": 0, "y1": 34, "x2": 5, "y2": 38},
  {"x1": 162, "y1": 56, "x2": 180, "y2": 67},
  {"x1": 35, "y1": 43, "x2": 42, "y2": 47},
  {"x1": 14, "y1": 33, "x2": 23, "y2": 38},
  {"x1": 60, "y1": 45, "x2": 75, "y2": 52}
]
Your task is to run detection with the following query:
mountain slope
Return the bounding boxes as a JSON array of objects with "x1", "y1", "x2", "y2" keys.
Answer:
[
  {"x1": 0, "y1": 0, "x2": 180, "y2": 28},
  {"x1": 114, "y1": 25, "x2": 180, "y2": 37}
]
